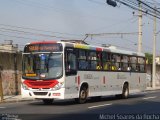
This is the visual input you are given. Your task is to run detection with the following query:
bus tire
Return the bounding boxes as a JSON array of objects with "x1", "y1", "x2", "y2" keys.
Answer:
[
  {"x1": 122, "y1": 83, "x2": 129, "y2": 99},
  {"x1": 42, "y1": 99, "x2": 54, "y2": 104},
  {"x1": 75, "y1": 86, "x2": 88, "y2": 104}
]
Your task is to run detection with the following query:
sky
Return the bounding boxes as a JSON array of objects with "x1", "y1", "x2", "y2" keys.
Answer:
[{"x1": 0, "y1": 0, "x2": 160, "y2": 54}]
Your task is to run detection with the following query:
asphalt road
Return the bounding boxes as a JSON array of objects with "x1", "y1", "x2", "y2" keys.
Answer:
[{"x1": 0, "y1": 90, "x2": 160, "y2": 120}]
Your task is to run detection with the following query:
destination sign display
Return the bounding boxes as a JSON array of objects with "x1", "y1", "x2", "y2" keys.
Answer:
[{"x1": 24, "y1": 43, "x2": 62, "y2": 52}]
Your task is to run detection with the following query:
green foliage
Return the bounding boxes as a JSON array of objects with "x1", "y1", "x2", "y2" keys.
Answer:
[{"x1": 145, "y1": 53, "x2": 153, "y2": 64}]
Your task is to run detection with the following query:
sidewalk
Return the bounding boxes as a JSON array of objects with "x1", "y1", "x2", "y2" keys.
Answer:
[
  {"x1": 1, "y1": 95, "x2": 34, "y2": 103},
  {"x1": 1, "y1": 87, "x2": 160, "y2": 103}
]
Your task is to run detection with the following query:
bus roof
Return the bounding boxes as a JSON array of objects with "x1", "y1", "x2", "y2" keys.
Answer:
[
  {"x1": 25, "y1": 40, "x2": 145, "y2": 57},
  {"x1": 61, "y1": 41, "x2": 145, "y2": 57}
]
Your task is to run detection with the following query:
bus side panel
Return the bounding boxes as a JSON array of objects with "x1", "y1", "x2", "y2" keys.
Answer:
[
  {"x1": 64, "y1": 71, "x2": 146, "y2": 99},
  {"x1": 64, "y1": 75, "x2": 79, "y2": 99},
  {"x1": 76, "y1": 71, "x2": 124, "y2": 97},
  {"x1": 129, "y1": 72, "x2": 146, "y2": 93}
]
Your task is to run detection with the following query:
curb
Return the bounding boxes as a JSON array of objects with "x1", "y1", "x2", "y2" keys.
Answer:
[
  {"x1": 146, "y1": 87, "x2": 160, "y2": 91},
  {"x1": 1, "y1": 99, "x2": 34, "y2": 104}
]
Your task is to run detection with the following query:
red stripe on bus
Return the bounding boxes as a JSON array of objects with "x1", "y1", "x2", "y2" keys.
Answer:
[
  {"x1": 78, "y1": 76, "x2": 80, "y2": 86},
  {"x1": 96, "y1": 47, "x2": 102, "y2": 51},
  {"x1": 103, "y1": 76, "x2": 105, "y2": 84},
  {"x1": 23, "y1": 80, "x2": 59, "y2": 89}
]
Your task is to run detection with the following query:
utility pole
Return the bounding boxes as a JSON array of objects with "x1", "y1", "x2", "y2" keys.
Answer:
[
  {"x1": 138, "y1": 1, "x2": 143, "y2": 53},
  {"x1": 14, "y1": 53, "x2": 18, "y2": 95},
  {"x1": 152, "y1": 6, "x2": 157, "y2": 89}
]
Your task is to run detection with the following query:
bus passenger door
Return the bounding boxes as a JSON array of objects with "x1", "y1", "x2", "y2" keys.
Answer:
[{"x1": 65, "y1": 48, "x2": 78, "y2": 98}]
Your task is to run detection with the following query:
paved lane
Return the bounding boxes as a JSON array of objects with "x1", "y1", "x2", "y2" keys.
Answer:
[{"x1": 0, "y1": 90, "x2": 160, "y2": 120}]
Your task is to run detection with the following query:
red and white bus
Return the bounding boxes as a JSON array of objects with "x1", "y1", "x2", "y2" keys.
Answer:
[{"x1": 21, "y1": 40, "x2": 146, "y2": 104}]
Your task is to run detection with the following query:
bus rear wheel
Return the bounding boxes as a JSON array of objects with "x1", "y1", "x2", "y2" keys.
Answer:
[
  {"x1": 75, "y1": 87, "x2": 88, "y2": 104},
  {"x1": 42, "y1": 99, "x2": 54, "y2": 104},
  {"x1": 122, "y1": 84, "x2": 129, "y2": 99}
]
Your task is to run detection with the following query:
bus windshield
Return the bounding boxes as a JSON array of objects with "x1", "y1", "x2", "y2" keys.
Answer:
[{"x1": 22, "y1": 53, "x2": 63, "y2": 80}]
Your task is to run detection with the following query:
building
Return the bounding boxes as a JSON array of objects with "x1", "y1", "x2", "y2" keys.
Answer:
[
  {"x1": 0, "y1": 40, "x2": 18, "y2": 53},
  {"x1": 156, "y1": 56, "x2": 160, "y2": 65}
]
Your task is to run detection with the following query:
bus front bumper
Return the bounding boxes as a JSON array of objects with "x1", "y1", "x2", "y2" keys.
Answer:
[{"x1": 21, "y1": 88, "x2": 65, "y2": 99}]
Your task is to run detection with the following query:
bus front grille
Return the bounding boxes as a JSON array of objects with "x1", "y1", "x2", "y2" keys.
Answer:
[{"x1": 33, "y1": 92, "x2": 48, "y2": 96}]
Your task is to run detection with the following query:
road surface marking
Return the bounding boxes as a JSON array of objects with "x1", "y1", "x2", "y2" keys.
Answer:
[
  {"x1": 149, "y1": 91, "x2": 159, "y2": 93},
  {"x1": 143, "y1": 90, "x2": 158, "y2": 94},
  {"x1": 0, "y1": 107, "x2": 6, "y2": 109},
  {"x1": 88, "y1": 103, "x2": 112, "y2": 109},
  {"x1": 143, "y1": 96, "x2": 157, "y2": 100}
]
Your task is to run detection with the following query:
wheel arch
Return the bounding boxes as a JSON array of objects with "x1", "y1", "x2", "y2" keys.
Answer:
[
  {"x1": 79, "y1": 82, "x2": 89, "y2": 96},
  {"x1": 123, "y1": 81, "x2": 129, "y2": 89}
]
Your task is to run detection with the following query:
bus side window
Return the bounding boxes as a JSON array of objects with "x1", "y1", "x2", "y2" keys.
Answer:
[
  {"x1": 111, "y1": 54, "x2": 117, "y2": 71},
  {"x1": 103, "y1": 62, "x2": 109, "y2": 70},
  {"x1": 78, "y1": 50, "x2": 88, "y2": 70},
  {"x1": 138, "y1": 57, "x2": 145, "y2": 72},
  {"x1": 102, "y1": 52, "x2": 111, "y2": 70},
  {"x1": 96, "y1": 62, "x2": 102, "y2": 70},
  {"x1": 130, "y1": 57, "x2": 137, "y2": 71}
]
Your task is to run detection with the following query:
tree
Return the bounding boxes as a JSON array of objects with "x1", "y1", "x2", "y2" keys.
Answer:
[{"x1": 145, "y1": 53, "x2": 153, "y2": 64}]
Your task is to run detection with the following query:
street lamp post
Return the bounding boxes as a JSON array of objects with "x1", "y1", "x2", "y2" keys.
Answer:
[{"x1": 0, "y1": 66, "x2": 3, "y2": 102}]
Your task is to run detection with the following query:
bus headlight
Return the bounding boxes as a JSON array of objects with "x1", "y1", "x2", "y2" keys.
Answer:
[
  {"x1": 52, "y1": 82, "x2": 64, "y2": 91},
  {"x1": 22, "y1": 83, "x2": 29, "y2": 90}
]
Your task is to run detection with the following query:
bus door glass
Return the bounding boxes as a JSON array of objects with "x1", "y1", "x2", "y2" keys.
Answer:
[{"x1": 65, "y1": 48, "x2": 77, "y2": 75}]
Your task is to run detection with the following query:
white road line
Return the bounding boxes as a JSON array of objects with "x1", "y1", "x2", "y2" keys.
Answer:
[
  {"x1": 143, "y1": 91, "x2": 158, "y2": 94},
  {"x1": 148, "y1": 91, "x2": 157, "y2": 93},
  {"x1": 143, "y1": 96, "x2": 157, "y2": 100},
  {"x1": 88, "y1": 103, "x2": 112, "y2": 109},
  {"x1": 0, "y1": 107, "x2": 6, "y2": 109}
]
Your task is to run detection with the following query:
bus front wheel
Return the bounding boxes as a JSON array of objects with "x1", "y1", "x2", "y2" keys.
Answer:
[
  {"x1": 75, "y1": 87, "x2": 88, "y2": 104},
  {"x1": 42, "y1": 99, "x2": 54, "y2": 104}
]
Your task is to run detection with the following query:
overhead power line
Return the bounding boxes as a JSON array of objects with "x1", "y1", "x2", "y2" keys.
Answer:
[
  {"x1": 113, "y1": 0, "x2": 160, "y2": 19},
  {"x1": 0, "y1": 33, "x2": 35, "y2": 40},
  {"x1": 0, "y1": 28, "x2": 56, "y2": 38},
  {"x1": 0, "y1": 24, "x2": 85, "y2": 40},
  {"x1": 0, "y1": 23, "x2": 84, "y2": 37},
  {"x1": 0, "y1": 30, "x2": 80, "y2": 40},
  {"x1": 137, "y1": 0, "x2": 160, "y2": 14},
  {"x1": 84, "y1": 32, "x2": 139, "y2": 46},
  {"x1": 86, "y1": 32, "x2": 138, "y2": 37}
]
